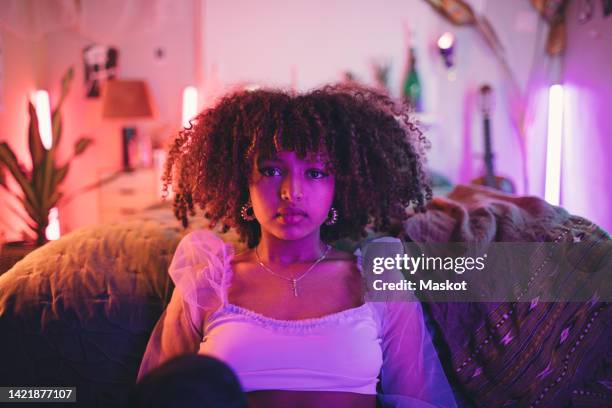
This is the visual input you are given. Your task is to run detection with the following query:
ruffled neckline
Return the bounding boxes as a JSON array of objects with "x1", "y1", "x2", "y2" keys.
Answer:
[
  {"x1": 207, "y1": 302, "x2": 374, "y2": 333},
  {"x1": 212, "y1": 241, "x2": 373, "y2": 329},
  {"x1": 224, "y1": 301, "x2": 371, "y2": 325}
]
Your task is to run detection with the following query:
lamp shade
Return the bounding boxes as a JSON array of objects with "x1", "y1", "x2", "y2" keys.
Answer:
[{"x1": 101, "y1": 80, "x2": 154, "y2": 119}]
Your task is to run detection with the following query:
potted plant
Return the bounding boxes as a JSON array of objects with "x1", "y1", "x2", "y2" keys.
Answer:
[{"x1": 0, "y1": 67, "x2": 93, "y2": 246}]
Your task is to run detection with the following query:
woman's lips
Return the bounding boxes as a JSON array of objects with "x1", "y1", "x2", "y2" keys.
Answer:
[{"x1": 276, "y1": 211, "x2": 306, "y2": 224}]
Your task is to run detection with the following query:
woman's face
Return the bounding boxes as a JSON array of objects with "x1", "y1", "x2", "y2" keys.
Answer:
[{"x1": 249, "y1": 151, "x2": 335, "y2": 241}]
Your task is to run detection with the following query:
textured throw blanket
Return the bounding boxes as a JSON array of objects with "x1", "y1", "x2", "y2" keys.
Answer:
[{"x1": 402, "y1": 185, "x2": 611, "y2": 407}]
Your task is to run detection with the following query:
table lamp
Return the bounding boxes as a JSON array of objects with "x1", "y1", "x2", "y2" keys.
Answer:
[{"x1": 101, "y1": 80, "x2": 155, "y2": 171}]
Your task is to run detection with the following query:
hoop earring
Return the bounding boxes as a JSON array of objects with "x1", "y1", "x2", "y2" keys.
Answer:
[
  {"x1": 325, "y1": 207, "x2": 338, "y2": 226},
  {"x1": 240, "y1": 202, "x2": 256, "y2": 221}
]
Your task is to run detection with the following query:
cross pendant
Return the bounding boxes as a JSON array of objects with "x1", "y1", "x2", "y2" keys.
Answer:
[{"x1": 292, "y1": 279, "x2": 298, "y2": 297}]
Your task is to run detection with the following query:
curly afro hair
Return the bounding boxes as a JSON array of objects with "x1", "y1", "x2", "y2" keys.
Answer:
[{"x1": 162, "y1": 83, "x2": 432, "y2": 248}]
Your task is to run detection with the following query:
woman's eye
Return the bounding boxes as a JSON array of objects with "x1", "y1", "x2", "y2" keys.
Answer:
[
  {"x1": 307, "y1": 169, "x2": 329, "y2": 179},
  {"x1": 260, "y1": 167, "x2": 282, "y2": 177}
]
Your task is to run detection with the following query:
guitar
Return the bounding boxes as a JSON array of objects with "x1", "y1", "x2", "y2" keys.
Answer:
[{"x1": 472, "y1": 85, "x2": 516, "y2": 194}]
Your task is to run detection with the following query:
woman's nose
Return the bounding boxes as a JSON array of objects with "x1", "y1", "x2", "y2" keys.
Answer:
[{"x1": 280, "y1": 174, "x2": 304, "y2": 202}]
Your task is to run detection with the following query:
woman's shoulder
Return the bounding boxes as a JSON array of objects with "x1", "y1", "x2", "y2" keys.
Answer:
[
  {"x1": 170, "y1": 230, "x2": 234, "y2": 308},
  {"x1": 171, "y1": 229, "x2": 234, "y2": 283},
  {"x1": 175, "y1": 229, "x2": 235, "y2": 262}
]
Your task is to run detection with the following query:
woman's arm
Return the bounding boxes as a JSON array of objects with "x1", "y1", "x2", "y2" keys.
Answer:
[
  {"x1": 377, "y1": 300, "x2": 457, "y2": 408},
  {"x1": 361, "y1": 237, "x2": 456, "y2": 407},
  {"x1": 136, "y1": 287, "x2": 204, "y2": 382},
  {"x1": 137, "y1": 230, "x2": 230, "y2": 382}
]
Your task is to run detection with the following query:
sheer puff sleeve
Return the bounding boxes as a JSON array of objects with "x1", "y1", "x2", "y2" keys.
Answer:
[
  {"x1": 377, "y1": 300, "x2": 457, "y2": 407},
  {"x1": 360, "y1": 237, "x2": 456, "y2": 408},
  {"x1": 137, "y1": 230, "x2": 234, "y2": 382}
]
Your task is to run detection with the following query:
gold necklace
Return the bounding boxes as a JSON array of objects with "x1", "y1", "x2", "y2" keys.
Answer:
[{"x1": 255, "y1": 244, "x2": 331, "y2": 297}]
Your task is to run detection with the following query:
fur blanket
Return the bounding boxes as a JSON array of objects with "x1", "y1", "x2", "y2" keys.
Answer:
[{"x1": 403, "y1": 185, "x2": 611, "y2": 407}]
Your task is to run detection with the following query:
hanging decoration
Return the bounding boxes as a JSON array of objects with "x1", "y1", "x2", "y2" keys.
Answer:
[
  {"x1": 529, "y1": 0, "x2": 569, "y2": 55},
  {"x1": 423, "y1": 0, "x2": 476, "y2": 25},
  {"x1": 83, "y1": 44, "x2": 119, "y2": 98}
]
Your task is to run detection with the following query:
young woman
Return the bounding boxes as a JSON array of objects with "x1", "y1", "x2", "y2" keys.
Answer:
[{"x1": 137, "y1": 84, "x2": 456, "y2": 407}]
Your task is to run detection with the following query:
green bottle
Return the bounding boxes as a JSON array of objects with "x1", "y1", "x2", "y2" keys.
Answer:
[{"x1": 403, "y1": 47, "x2": 423, "y2": 112}]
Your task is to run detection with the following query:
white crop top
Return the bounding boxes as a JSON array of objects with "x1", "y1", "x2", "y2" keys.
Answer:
[{"x1": 142, "y1": 230, "x2": 457, "y2": 407}]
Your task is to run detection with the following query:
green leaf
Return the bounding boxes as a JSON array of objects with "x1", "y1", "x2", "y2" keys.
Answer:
[
  {"x1": 54, "y1": 67, "x2": 74, "y2": 113},
  {"x1": 51, "y1": 163, "x2": 70, "y2": 191},
  {"x1": 51, "y1": 67, "x2": 73, "y2": 147},
  {"x1": 27, "y1": 102, "x2": 45, "y2": 169},
  {"x1": 32, "y1": 158, "x2": 44, "y2": 199},
  {"x1": 17, "y1": 194, "x2": 43, "y2": 225},
  {"x1": 46, "y1": 190, "x2": 62, "y2": 212},
  {"x1": 0, "y1": 190, "x2": 38, "y2": 232},
  {"x1": 0, "y1": 142, "x2": 38, "y2": 208},
  {"x1": 5, "y1": 67, "x2": 76, "y2": 242},
  {"x1": 40, "y1": 148, "x2": 55, "y2": 211},
  {"x1": 60, "y1": 67, "x2": 74, "y2": 98},
  {"x1": 51, "y1": 111, "x2": 63, "y2": 148},
  {"x1": 74, "y1": 137, "x2": 93, "y2": 156},
  {"x1": 30, "y1": 99, "x2": 47, "y2": 200}
]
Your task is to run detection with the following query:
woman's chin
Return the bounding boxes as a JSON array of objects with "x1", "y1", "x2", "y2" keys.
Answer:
[{"x1": 266, "y1": 224, "x2": 319, "y2": 241}]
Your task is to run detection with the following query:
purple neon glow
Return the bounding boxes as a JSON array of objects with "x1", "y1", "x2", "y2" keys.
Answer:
[{"x1": 545, "y1": 84, "x2": 564, "y2": 206}]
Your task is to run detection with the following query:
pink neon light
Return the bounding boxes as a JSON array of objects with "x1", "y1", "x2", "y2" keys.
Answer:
[
  {"x1": 545, "y1": 84, "x2": 564, "y2": 206},
  {"x1": 182, "y1": 86, "x2": 198, "y2": 128},
  {"x1": 35, "y1": 90, "x2": 53, "y2": 150},
  {"x1": 437, "y1": 32, "x2": 454, "y2": 50},
  {"x1": 35, "y1": 89, "x2": 61, "y2": 240},
  {"x1": 45, "y1": 207, "x2": 61, "y2": 241}
]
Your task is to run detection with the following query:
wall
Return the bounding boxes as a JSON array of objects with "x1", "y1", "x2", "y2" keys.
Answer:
[
  {"x1": 0, "y1": 30, "x2": 41, "y2": 241},
  {"x1": 561, "y1": 0, "x2": 612, "y2": 232},
  {"x1": 200, "y1": 0, "x2": 541, "y2": 191}
]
